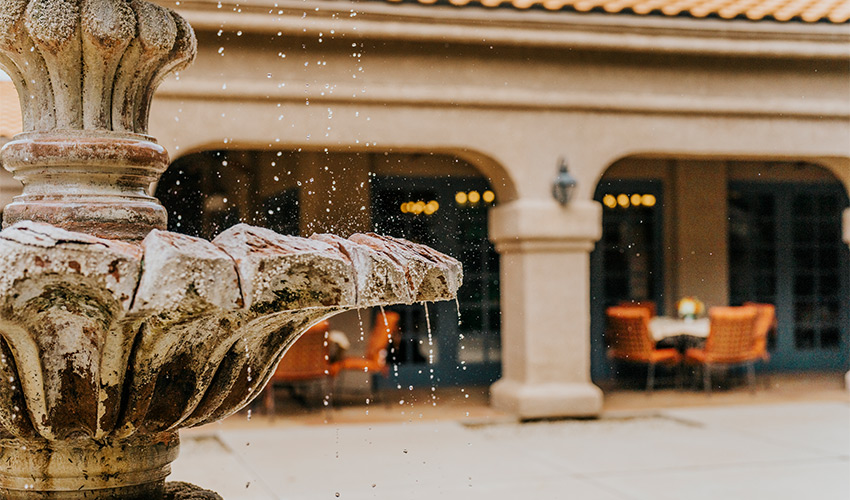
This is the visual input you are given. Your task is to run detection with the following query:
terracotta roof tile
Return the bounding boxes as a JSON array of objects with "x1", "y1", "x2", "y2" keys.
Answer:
[
  {"x1": 0, "y1": 82, "x2": 22, "y2": 139},
  {"x1": 382, "y1": 0, "x2": 850, "y2": 22}
]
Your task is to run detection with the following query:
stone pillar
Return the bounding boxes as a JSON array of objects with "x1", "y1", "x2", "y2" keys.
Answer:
[{"x1": 489, "y1": 199, "x2": 604, "y2": 419}]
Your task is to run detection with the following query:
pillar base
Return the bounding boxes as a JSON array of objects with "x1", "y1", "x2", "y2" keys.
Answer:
[{"x1": 491, "y1": 379, "x2": 603, "y2": 419}]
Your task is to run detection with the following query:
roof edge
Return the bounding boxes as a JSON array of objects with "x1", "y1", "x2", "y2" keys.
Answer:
[{"x1": 163, "y1": 0, "x2": 850, "y2": 60}]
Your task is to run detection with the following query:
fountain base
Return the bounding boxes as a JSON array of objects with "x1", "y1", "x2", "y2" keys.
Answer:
[{"x1": 0, "y1": 432, "x2": 179, "y2": 499}]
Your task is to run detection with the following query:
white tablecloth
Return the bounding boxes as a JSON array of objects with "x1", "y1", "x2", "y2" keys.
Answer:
[{"x1": 649, "y1": 317, "x2": 710, "y2": 342}]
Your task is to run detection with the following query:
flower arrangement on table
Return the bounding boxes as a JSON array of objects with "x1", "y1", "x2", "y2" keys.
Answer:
[{"x1": 676, "y1": 296, "x2": 705, "y2": 321}]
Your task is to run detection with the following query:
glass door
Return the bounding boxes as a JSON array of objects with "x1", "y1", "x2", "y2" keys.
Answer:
[{"x1": 729, "y1": 182, "x2": 850, "y2": 371}]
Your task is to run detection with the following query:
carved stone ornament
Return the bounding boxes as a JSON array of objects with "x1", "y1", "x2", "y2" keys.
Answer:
[
  {"x1": 0, "y1": 1, "x2": 465, "y2": 498},
  {"x1": 0, "y1": 222, "x2": 462, "y2": 498},
  {"x1": 0, "y1": 0, "x2": 196, "y2": 240}
]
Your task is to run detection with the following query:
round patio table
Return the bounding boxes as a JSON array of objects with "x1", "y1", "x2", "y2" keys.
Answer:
[{"x1": 650, "y1": 316, "x2": 709, "y2": 353}]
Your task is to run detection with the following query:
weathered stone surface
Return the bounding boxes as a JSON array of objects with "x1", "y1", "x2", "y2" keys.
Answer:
[
  {"x1": 350, "y1": 233, "x2": 463, "y2": 303},
  {"x1": 0, "y1": 221, "x2": 141, "y2": 441},
  {"x1": 0, "y1": 431, "x2": 179, "y2": 498},
  {"x1": 312, "y1": 233, "x2": 414, "y2": 306},
  {"x1": 134, "y1": 229, "x2": 242, "y2": 313},
  {"x1": 213, "y1": 223, "x2": 356, "y2": 312},
  {"x1": 164, "y1": 482, "x2": 224, "y2": 500}
]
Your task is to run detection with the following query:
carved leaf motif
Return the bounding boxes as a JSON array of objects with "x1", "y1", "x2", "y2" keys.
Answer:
[{"x1": 0, "y1": 222, "x2": 462, "y2": 439}]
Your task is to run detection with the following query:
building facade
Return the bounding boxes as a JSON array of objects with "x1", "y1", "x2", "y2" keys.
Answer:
[{"x1": 1, "y1": 0, "x2": 848, "y2": 418}]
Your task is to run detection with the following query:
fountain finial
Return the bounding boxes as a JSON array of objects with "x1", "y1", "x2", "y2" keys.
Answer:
[
  {"x1": 0, "y1": 0, "x2": 195, "y2": 133},
  {"x1": 0, "y1": 0, "x2": 196, "y2": 240}
]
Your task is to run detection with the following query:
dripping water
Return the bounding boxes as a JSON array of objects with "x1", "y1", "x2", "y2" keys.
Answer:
[
  {"x1": 423, "y1": 302, "x2": 436, "y2": 406},
  {"x1": 356, "y1": 308, "x2": 365, "y2": 342}
]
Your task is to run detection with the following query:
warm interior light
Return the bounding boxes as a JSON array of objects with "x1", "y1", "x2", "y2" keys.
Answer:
[
  {"x1": 642, "y1": 194, "x2": 657, "y2": 207},
  {"x1": 630, "y1": 193, "x2": 642, "y2": 206},
  {"x1": 602, "y1": 194, "x2": 617, "y2": 208},
  {"x1": 468, "y1": 191, "x2": 481, "y2": 203},
  {"x1": 482, "y1": 190, "x2": 495, "y2": 203},
  {"x1": 617, "y1": 194, "x2": 630, "y2": 208},
  {"x1": 424, "y1": 200, "x2": 439, "y2": 215},
  {"x1": 400, "y1": 202, "x2": 409, "y2": 213},
  {"x1": 455, "y1": 191, "x2": 468, "y2": 204}
]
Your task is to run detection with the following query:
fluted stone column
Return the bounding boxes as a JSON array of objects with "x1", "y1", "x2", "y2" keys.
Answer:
[{"x1": 489, "y1": 199, "x2": 604, "y2": 419}]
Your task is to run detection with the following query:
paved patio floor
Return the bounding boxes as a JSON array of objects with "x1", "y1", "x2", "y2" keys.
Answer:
[{"x1": 172, "y1": 399, "x2": 849, "y2": 500}]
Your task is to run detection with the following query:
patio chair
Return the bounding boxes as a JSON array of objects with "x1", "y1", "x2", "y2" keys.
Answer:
[
  {"x1": 684, "y1": 306, "x2": 759, "y2": 394},
  {"x1": 605, "y1": 306, "x2": 681, "y2": 393},
  {"x1": 329, "y1": 310, "x2": 401, "y2": 398},
  {"x1": 617, "y1": 300, "x2": 657, "y2": 318},
  {"x1": 743, "y1": 302, "x2": 776, "y2": 363},
  {"x1": 263, "y1": 320, "x2": 331, "y2": 412}
]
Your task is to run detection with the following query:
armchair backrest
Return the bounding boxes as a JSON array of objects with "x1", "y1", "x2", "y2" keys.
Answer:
[
  {"x1": 617, "y1": 300, "x2": 657, "y2": 318},
  {"x1": 272, "y1": 320, "x2": 331, "y2": 381},
  {"x1": 743, "y1": 302, "x2": 776, "y2": 358},
  {"x1": 605, "y1": 306, "x2": 654, "y2": 357},
  {"x1": 706, "y1": 306, "x2": 758, "y2": 363}
]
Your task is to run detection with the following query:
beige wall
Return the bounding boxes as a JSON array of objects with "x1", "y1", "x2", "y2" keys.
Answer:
[{"x1": 0, "y1": 0, "x2": 847, "y2": 416}]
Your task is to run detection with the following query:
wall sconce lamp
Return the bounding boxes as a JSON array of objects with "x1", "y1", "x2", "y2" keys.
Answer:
[{"x1": 552, "y1": 158, "x2": 577, "y2": 206}]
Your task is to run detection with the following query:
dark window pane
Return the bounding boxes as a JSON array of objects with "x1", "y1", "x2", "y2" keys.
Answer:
[
  {"x1": 795, "y1": 328, "x2": 816, "y2": 349},
  {"x1": 792, "y1": 195, "x2": 813, "y2": 216},
  {"x1": 821, "y1": 328, "x2": 841, "y2": 348},
  {"x1": 794, "y1": 275, "x2": 815, "y2": 296}
]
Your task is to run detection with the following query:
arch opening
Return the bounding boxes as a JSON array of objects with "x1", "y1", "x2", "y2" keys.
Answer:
[
  {"x1": 590, "y1": 157, "x2": 850, "y2": 388},
  {"x1": 157, "y1": 148, "x2": 506, "y2": 392}
]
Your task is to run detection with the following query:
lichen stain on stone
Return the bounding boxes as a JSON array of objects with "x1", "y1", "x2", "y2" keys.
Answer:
[
  {"x1": 107, "y1": 259, "x2": 120, "y2": 281},
  {"x1": 48, "y1": 357, "x2": 98, "y2": 440},
  {"x1": 139, "y1": 351, "x2": 197, "y2": 433}
]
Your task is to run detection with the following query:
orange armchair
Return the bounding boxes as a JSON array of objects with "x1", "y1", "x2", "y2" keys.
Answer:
[
  {"x1": 617, "y1": 300, "x2": 657, "y2": 318},
  {"x1": 743, "y1": 302, "x2": 776, "y2": 363},
  {"x1": 329, "y1": 311, "x2": 401, "y2": 392},
  {"x1": 605, "y1": 306, "x2": 681, "y2": 392},
  {"x1": 685, "y1": 306, "x2": 759, "y2": 394},
  {"x1": 263, "y1": 320, "x2": 331, "y2": 412}
]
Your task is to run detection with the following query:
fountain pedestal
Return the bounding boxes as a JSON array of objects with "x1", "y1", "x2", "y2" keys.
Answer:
[{"x1": 0, "y1": 1, "x2": 463, "y2": 498}]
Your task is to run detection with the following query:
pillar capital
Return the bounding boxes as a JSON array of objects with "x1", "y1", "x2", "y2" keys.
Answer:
[{"x1": 489, "y1": 199, "x2": 602, "y2": 253}]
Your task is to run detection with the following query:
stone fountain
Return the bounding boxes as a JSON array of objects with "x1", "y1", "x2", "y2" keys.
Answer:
[{"x1": 0, "y1": 1, "x2": 462, "y2": 498}]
